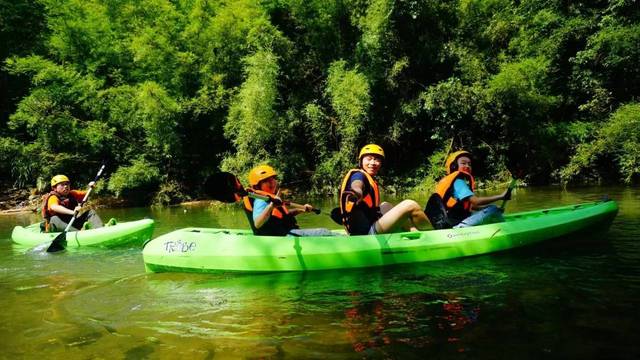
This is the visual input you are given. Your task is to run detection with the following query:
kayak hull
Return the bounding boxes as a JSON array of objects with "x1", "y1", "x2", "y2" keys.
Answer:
[
  {"x1": 12, "y1": 219, "x2": 155, "y2": 249},
  {"x1": 142, "y1": 201, "x2": 618, "y2": 273}
]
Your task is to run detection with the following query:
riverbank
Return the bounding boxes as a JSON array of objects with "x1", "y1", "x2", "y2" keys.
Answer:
[
  {"x1": 0, "y1": 188, "x2": 38, "y2": 215},
  {"x1": 0, "y1": 188, "x2": 134, "y2": 215},
  {"x1": 0, "y1": 178, "x2": 526, "y2": 215}
]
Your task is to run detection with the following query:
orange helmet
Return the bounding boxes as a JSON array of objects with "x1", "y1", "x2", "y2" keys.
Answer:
[
  {"x1": 248, "y1": 165, "x2": 277, "y2": 187},
  {"x1": 445, "y1": 150, "x2": 472, "y2": 174},
  {"x1": 358, "y1": 144, "x2": 385, "y2": 160}
]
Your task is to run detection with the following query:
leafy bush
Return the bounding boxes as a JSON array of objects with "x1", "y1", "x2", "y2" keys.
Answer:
[
  {"x1": 2, "y1": 0, "x2": 639, "y2": 203},
  {"x1": 107, "y1": 158, "x2": 161, "y2": 201},
  {"x1": 559, "y1": 103, "x2": 640, "y2": 184},
  {"x1": 153, "y1": 180, "x2": 190, "y2": 206}
]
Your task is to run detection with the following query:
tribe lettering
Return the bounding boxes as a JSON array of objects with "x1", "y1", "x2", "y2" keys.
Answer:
[{"x1": 164, "y1": 240, "x2": 196, "y2": 253}]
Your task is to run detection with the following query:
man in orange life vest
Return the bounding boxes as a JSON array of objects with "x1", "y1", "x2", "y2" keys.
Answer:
[
  {"x1": 42, "y1": 175, "x2": 104, "y2": 232},
  {"x1": 243, "y1": 165, "x2": 333, "y2": 236},
  {"x1": 339, "y1": 144, "x2": 430, "y2": 235},
  {"x1": 434, "y1": 150, "x2": 510, "y2": 228}
]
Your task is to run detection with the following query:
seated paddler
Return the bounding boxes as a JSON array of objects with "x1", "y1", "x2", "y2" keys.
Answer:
[
  {"x1": 42, "y1": 174, "x2": 104, "y2": 232},
  {"x1": 243, "y1": 165, "x2": 333, "y2": 237},
  {"x1": 338, "y1": 144, "x2": 430, "y2": 235},
  {"x1": 430, "y1": 150, "x2": 510, "y2": 229}
]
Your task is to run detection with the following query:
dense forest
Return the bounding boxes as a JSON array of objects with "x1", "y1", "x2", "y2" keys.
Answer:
[{"x1": 1, "y1": 0, "x2": 638, "y2": 205}]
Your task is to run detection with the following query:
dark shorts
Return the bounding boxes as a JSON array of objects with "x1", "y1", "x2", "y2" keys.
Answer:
[{"x1": 347, "y1": 210, "x2": 376, "y2": 235}]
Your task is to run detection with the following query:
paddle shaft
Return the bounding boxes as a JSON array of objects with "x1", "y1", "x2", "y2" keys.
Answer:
[
  {"x1": 499, "y1": 178, "x2": 517, "y2": 210},
  {"x1": 205, "y1": 171, "x2": 322, "y2": 214},
  {"x1": 246, "y1": 191, "x2": 321, "y2": 214},
  {"x1": 65, "y1": 164, "x2": 105, "y2": 231}
]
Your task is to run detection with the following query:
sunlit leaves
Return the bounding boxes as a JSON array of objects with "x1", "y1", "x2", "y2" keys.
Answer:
[
  {"x1": 222, "y1": 50, "x2": 280, "y2": 175},
  {"x1": 560, "y1": 103, "x2": 640, "y2": 184}
]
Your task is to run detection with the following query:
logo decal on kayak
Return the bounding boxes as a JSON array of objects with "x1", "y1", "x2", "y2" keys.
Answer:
[
  {"x1": 446, "y1": 231, "x2": 480, "y2": 239},
  {"x1": 164, "y1": 240, "x2": 196, "y2": 253}
]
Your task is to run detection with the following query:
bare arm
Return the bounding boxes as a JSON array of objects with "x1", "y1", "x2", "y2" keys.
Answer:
[
  {"x1": 350, "y1": 180, "x2": 365, "y2": 200},
  {"x1": 50, "y1": 204, "x2": 81, "y2": 216},
  {"x1": 469, "y1": 189, "x2": 510, "y2": 209},
  {"x1": 253, "y1": 202, "x2": 275, "y2": 229},
  {"x1": 288, "y1": 203, "x2": 313, "y2": 216}
]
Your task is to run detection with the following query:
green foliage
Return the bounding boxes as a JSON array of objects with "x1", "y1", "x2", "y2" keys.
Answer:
[
  {"x1": 420, "y1": 78, "x2": 484, "y2": 141},
  {"x1": 153, "y1": 180, "x2": 190, "y2": 206},
  {"x1": 574, "y1": 23, "x2": 640, "y2": 101},
  {"x1": 0, "y1": 137, "x2": 35, "y2": 187},
  {"x1": 559, "y1": 103, "x2": 640, "y2": 184},
  {"x1": 135, "y1": 81, "x2": 181, "y2": 155},
  {"x1": 306, "y1": 59, "x2": 371, "y2": 188},
  {"x1": 222, "y1": 50, "x2": 280, "y2": 175},
  {"x1": 411, "y1": 141, "x2": 450, "y2": 194},
  {"x1": 2, "y1": 0, "x2": 639, "y2": 201},
  {"x1": 107, "y1": 158, "x2": 161, "y2": 200},
  {"x1": 325, "y1": 60, "x2": 369, "y2": 156},
  {"x1": 353, "y1": 0, "x2": 394, "y2": 77},
  {"x1": 487, "y1": 57, "x2": 557, "y2": 109}
]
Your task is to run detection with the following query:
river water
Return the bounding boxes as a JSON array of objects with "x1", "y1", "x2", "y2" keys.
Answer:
[{"x1": 1, "y1": 187, "x2": 638, "y2": 359}]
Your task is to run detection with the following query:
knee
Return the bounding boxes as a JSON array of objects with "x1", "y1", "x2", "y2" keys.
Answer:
[
  {"x1": 398, "y1": 199, "x2": 420, "y2": 211},
  {"x1": 484, "y1": 205, "x2": 500, "y2": 214},
  {"x1": 380, "y1": 201, "x2": 394, "y2": 214}
]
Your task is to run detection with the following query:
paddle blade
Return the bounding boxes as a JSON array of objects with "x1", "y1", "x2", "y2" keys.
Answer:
[
  {"x1": 46, "y1": 232, "x2": 67, "y2": 253},
  {"x1": 204, "y1": 172, "x2": 248, "y2": 203},
  {"x1": 330, "y1": 207, "x2": 343, "y2": 225}
]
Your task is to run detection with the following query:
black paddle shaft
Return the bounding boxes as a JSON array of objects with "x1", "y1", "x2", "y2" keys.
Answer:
[{"x1": 204, "y1": 172, "x2": 321, "y2": 214}]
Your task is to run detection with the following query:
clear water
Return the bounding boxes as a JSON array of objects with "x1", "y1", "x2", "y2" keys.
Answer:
[{"x1": 1, "y1": 187, "x2": 638, "y2": 359}]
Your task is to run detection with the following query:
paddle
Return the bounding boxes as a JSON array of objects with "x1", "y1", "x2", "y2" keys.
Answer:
[
  {"x1": 204, "y1": 172, "x2": 322, "y2": 214},
  {"x1": 329, "y1": 191, "x2": 358, "y2": 226},
  {"x1": 499, "y1": 178, "x2": 518, "y2": 211},
  {"x1": 423, "y1": 176, "x2": 518, "y2": 229},
  {"x1": 46, "y1": 164, "x2": 106, "y2": 253}
]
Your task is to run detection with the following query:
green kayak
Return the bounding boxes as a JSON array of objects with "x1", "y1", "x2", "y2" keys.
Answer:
[
  {"x1": 12, "y1": 219, "x2": 155, "y2": 249},
  {"x1": 142, "y1": 200, "x2": 618, "y2": 273}
]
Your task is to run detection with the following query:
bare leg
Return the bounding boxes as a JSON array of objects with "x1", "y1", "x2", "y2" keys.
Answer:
[
  {"x1": 374, "y1": 200, "x2": 430, "y2": 234},
  {"x1": 380, "y1": 202, "x2": 394, "y2": 215},
  {"x1": 380, "y1": 201, "x2": 414, "y2": 231}
]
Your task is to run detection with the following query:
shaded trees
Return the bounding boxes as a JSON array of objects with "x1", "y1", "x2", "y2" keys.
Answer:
[{"x1": 1, "y1": 0, "x2": 638, "y2": 204}]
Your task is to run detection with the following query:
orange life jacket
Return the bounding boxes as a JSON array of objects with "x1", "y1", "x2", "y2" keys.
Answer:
[
  {"x1": 41, "y1": 191, "x2": 83, "y2": 232},
  {"x1": 242, "y1": 189, "x2": 298, "y2": 236},
  {"x1": 41, "y1": 190, "x2": 84, "y2": 231},
  {"x1": 434, "y1": 170, "x2": 476, "y2": 223},
  {"x1": 338, "y1": 169, "x2": 381, "y2": 235}
]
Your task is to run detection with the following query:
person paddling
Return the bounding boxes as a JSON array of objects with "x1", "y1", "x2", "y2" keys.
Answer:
[
  {"x1": 42, "y1": 175, "x2": 104, "y2": 232},
  {"x1": 433, "y1": 150, "x2": 510, "y2": 228},
  {"x1": 243, "y1": 165, "x2": 333, "y2": 237},
  {"x1": 338, "y1": 144, "x2": 430, "y2": 235}
]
